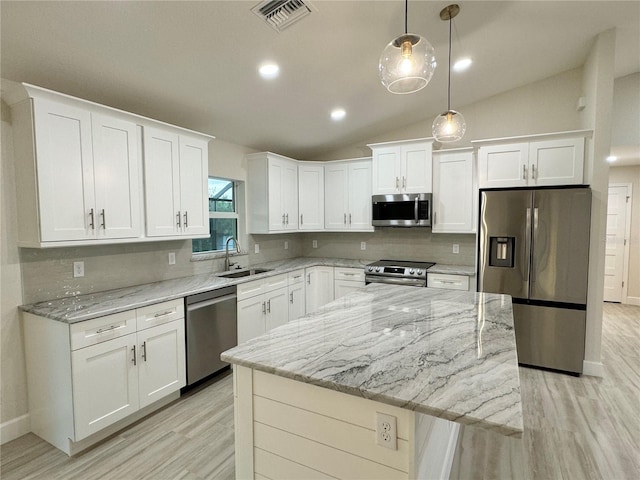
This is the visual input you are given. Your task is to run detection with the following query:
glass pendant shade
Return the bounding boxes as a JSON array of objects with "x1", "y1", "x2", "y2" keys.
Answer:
[
  {"x1": 432, "y1": 110, "x2": 466, "y2": 143},
  {"x1": 379, "y1": 34, "x2": 436, "y2": 94}
]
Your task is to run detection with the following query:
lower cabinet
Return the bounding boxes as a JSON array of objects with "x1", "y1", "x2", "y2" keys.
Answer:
[
  {"x1": 23, "y1": 299, "x2": 186, "y2": 455},
  {"x1": 427, "y1": 273, "x2": 475, "y2": 292},
  {"x1": 288, "y1": 269, "x2": 306, "y2": 321},
  {"x1": 237, "y1": 273, "x2": 289, "y2": 343},
  {"x1": 305, "y1": 266, "x2": 335, "y2": 313},
  {"x1": 334, "y1": 267, "x2": 365, "y2": 299}
]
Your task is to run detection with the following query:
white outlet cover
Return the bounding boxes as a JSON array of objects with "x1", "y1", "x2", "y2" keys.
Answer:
[
  {"x1": 375, "y1": 412, "x2": 397, "y2": 450},
  {"x1": 168, "y1": 252, "x2": 176, "y2": 265},
  {"x1": 284, "y1": 240, "x2": 289, "y2": 250},
  {"x1": 361, "y1": 241, "x2": 366, "y2": 250},
  {"x1": 312, "y1": 240, "x2": 318, "y2": 248},
  {"x1": 453, "y1": 244, "x2": 460, "y2": 254},
  {"x1": 73, "y1": 261, "x2": 85, "y2": 278},
  {"x1": 255, "y1": 244, "x2": 260, "y2": 254}
]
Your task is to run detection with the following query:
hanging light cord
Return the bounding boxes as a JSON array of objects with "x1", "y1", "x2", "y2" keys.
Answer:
[
  {"x1": 447, "y1": 12, "x2": 452, "y2": 111},
  {"x1": 404, "y1": 0, "x2": 408, "y2": 34}
]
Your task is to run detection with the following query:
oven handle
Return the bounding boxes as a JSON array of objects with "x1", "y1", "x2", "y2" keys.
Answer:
[{"x1": 365, "y1": 276, "x2": 426, "y2": 287}]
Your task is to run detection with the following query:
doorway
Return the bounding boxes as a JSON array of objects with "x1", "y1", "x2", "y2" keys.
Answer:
[{"x1": 604, "y1": 183, "x2": 632, "y2": 302}]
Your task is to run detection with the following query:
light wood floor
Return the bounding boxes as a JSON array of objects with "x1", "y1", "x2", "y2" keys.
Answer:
[{"x1": 2, "y1": 302, "x2": 639, "y2": 480}]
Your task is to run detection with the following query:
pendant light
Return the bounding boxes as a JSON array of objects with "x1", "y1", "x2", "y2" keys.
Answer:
[
  {"x1": 379, "y1": 0, "x2": 436, "y2": 94},
  {"x1": 432, "y1": 4, "x2": 466, "y2": 142}
]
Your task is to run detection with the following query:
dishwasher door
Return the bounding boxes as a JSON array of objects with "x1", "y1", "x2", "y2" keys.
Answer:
[{"x1": 185, "y1": 285, "x2": 237, "y2": 385}]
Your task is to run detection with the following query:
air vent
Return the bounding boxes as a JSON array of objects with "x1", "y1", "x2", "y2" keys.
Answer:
[{"x1": 252, "y1": 0, "x2": 315, "y2": 32}]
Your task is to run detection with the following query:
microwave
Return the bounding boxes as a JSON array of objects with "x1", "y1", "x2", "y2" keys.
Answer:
[{"x1": 372, "y1": 193, "x2": 432, "y2": 227}]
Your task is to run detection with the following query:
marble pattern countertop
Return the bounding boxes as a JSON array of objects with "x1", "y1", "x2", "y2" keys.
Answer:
[
  {"x1": 221, "y1": 283, "x2": 522, "y2": 438},
  {"x1": 428, "y1": 264, "x2": 476, "y2": 276},
  {"x1": 20, "y1": 258, "x2": 370, "y2": 323}
]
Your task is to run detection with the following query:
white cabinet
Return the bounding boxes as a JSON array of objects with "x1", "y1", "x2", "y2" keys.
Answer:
[
  {"x1": 432, "y1": 149, "x2": 476, "y2": 233},
  {"x1": 427, "y1": 273, "x2": 475, "y2": 292},
  {"x1": 237, "y1": 273, "x2": 290, "y2": 343},
  {"x1": 476, "y1": 132, "x2": 587, "y2": 189},
  {"x1": 23, "y1": 299, "x2": 186, "y2": 455},
  {"x1": 324, "y1": 159, "x2": 373, "y2": 231},
  {"x1": 369, "y1": 139, "x2": 433, "y2": 194},
  {"x1": 334, "y1": 267, "x2": 365, "y2": 299},
  {"x1": 247, "y1": 152, "x2": 299, "y2": 233},
  {"x1": 288, "y1": 269, "x2": 306, "y2": 321},
  {"x1": 305, "y1": 266, "x2": 335, "y2": 313},
  {"x1": 298, "y1": 164, "x2": 324, "y2": 230},
  {"x1": 11, "y1": 94, "x2": 142, "y2": 246},
  {"x1": 143, "y1": 127, "x2": 209, "y2": 238}
]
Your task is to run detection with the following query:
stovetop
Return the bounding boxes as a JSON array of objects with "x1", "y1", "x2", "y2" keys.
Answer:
[{"x1": 365, "y1": 259, "x2": 435, "y2": 279}]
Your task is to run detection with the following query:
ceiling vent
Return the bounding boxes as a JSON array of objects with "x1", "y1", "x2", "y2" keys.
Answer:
[{"x1": 252, "y1": 0, "x2": 315, "y2": 32}]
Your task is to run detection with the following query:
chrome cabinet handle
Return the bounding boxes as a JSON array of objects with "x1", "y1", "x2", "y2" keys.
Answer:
[
  {"x1": 402, "y1": 176, "x2": 406, "y2": 189},
  {"x1": 153, "y1": 310, "x2": 173, "y2": 318},
  {"x1": 290, "y1": 292, "x2": 294, "y2": 304},
  {"x1": 396, "y1": 177, "x2": 399, "y2": 189},
  {"x1": 96, "y1": 325, "x2": 119, "y2": 334},
  {"x1": 344, "y1": 213, "x2": 347, "y2": 225},
  {"x1": 531, "y1": 164, "x2": 536, "y2": 180},
  {"x1": 141, "y1": 341, "x2": 147, "y2": 362},
  {"x1": 282, "y1": 213, "x2": 285, "y2": 225},
  {"x1": 89, "y1": 208, "x2": 95, "y2": 230},
  {"x1": 267, "y1": 299, "x2": 271, "y2": 313},
  {"x1": 307, "y1": 273, "x2": 311, "y2": 284},
  {"x1": 285, "y1": 213, "x2": 289, "y2": 225},
  {"x1": 349, "y1": 213, "x2": 352, "y2": 225},
  {"x1": 300, "y1": 214, "x2": 303, "y2": 225},
  {"x1": 131, "y1": 345, "x2": 137, "y2": 366},
  {"x1": 184, "y1": 211, "x2": 188, "y2": 228},
  {"x1": 522, "y1": 164, "x2": 527, "y2": 180},
  {"x1": 262, "y1": 301, "x2": 266, "y2": 314},
  {"x1": 100, "y1": 209, "x2": 106, "y2": 229},
  {"x1": 176, "y1": 211, "x2": 182, "y2": 228}
]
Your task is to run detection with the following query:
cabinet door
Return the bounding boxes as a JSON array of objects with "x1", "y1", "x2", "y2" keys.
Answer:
[
  {"x1": 401, "y1": 141, "x2": 432, "y2": 193},
  {"x1": 92, "y1": 113, "x2": 142, "y2": 239},
  {"x1": 265, "y1": 288, "x2": 289, "y2": 332},
  {"x1": 324, "y1": 163, "x2": 349, "y2": 230},
  {"x1": 143, "y1": 127, "x2": 181, "y2": 236},
  {"x1": 298, "y1": 164, "x2": 324, "y2": 230},
  {"x1": 432, "y1": 151, "x2": 475, "y2": 233},
  {"x1": 305, "y1": 267, "x2": 335, "y2": 313},
  {"x1": 179, "y1": 136, "x2": 209, "y2": 236},
  {"x1": 477, "y1": 143, "x2": 529, "y2": 188},
  {"x1": 32, "y1": 98, "x2": 95, "y2": 241},
  {"x1": 288, "y1": 283, "x2": 306, "y2": 321},
  {"x1": 283, "y1": 160, "x2": 299, "y2": 230},
  {"x1": 137, "y1": 320, "x2": 186, "y2": 409},
  {"x1": 71, "y1": 333, "x2": 138, "y2": 440},
  {"x1": 334, "y1": 280, "x2": 364, "y2": 300},
  {"x1": 348, "y1": 160, "x2": 373, "y2": 230},
  {"x1": 237, "y1": 296, "x2": 266, "y2": 343},
  {"x1": 529, "y1": 137, "x2": 584, "y2": 186},
  {"x1": 371, "y1": 145, "x2": 401, "y2": 194},
  {"x1": 267, "y1": 157, "x2": 285, "y2": 231}
]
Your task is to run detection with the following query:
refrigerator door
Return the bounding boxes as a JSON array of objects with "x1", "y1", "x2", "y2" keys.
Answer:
[
  {"x1": 479, "y1": 190, "x2": 532, "y2": 299},
  {"x1": 513, "y1": 303, "x2": 585, "y2": 374},
  {"x1": 530, "y1": 188, "x2": 591, "y2": 304}
]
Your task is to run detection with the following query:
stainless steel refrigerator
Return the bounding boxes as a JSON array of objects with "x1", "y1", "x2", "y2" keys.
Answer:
[{"x1": 478, "y1": 187, "x2": 591, "y2": 374}]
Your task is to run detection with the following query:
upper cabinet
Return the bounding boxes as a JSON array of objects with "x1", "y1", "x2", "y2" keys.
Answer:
[
  {"x1": 475, "y1": 131, "x2": 589, "y2": 189},
  {"x1": 144, "y1": 127, "x2": 209, "y2": 237},
  {"x1": 369, "y1": 139, "x2": 433, "y2": 195},
  {"x1": 324, "y1": 158, "x2": 373, "y2": 231},
  {"x1": 6, "y1": 82, "x2": 212, "y2": 248},
  {"x1": 298, "y1": 163, "x2": 324, "y2": 231},
  {"x1": 247, "y1": 152, "x2": 299, "y2": 234},
  {"x1": 432, "y1": 148, "x2": 476, "y2": 234}
]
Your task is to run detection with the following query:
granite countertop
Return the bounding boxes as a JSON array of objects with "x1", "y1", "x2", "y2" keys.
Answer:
[
  {"x1": 428, "y1": 264, "x2": 476, "y2": 276},
  {"x1": 20, "y1": 257, "x2": 371, "y2": 323},
  {"x1": 221, "y1": 283, "x2": 522, "y2": 438}
]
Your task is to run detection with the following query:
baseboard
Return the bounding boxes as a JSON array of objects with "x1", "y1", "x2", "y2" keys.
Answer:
[
  {"x1": 582, "y1": 360, "x2": 604, "y2": 377},
  {"x1": 625, "y1": 296, "x2": 640, "y2": 306},
  {"x1": 0, "y1": 413, "x2": 30, "y2": 445}
]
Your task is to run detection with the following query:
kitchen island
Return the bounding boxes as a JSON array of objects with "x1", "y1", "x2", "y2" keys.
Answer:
[{"x1": 221, "y1": 283, "x2": 523, "y2": 479}]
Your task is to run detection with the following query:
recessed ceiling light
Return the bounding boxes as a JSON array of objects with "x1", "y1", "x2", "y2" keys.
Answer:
[
  {"x1": 258, "y1": 63, "x2": 279, "y2": 79},
  {"x1": 607, "y1": 155, "x2": 617, "y2": 163},
  {"x1": 453, "y1": 58, "x2": 472, "y2": 72},
  {"x1": 331, "y1": 108, "x2": 346, "y2": 121}
]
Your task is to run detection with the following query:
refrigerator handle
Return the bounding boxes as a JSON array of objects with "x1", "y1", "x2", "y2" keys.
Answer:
[
  {"x1": 525, "y1": 207, "x2": 532, "y2": 292},
  {"x1": 534, "y1": 207, "x2": 539, "y2": 231}
]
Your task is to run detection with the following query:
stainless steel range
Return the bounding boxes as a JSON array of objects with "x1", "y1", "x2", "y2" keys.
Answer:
[{"x1": 364, "y1": 260, "x2": 435, "y2": 287}]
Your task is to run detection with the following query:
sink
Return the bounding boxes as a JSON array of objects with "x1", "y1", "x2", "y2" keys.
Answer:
[{"x1": 216, "y1": 268, "x2": 273, "y2": 279}]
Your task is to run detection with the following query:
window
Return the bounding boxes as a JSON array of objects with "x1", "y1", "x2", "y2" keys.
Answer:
[{"x1": 192, "y1": 177, "x2": 242, "y2": 254}]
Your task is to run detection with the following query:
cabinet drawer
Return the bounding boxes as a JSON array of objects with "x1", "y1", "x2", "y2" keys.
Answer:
[
  {"x1": 136, "y1": 299, "x2": 184, "y2": 331},
  {"x1": 70, "y1": 310, "x2": 137, "y2": 350},
  {"x1": 263, "y1": 273, "x2": 288, "y2": 293},
  {"x1": 237, "y1": 279, "x2": 265, "y2": 301},
  {"x1": 334, "y1": 267, "x2": 365, "y2": 282},
  {"x1": 427, "y1": 273, "x2": 469, "y2": 291},
  {"x1": 287, "y1": 269, "x2": 305, "y2": 286}
]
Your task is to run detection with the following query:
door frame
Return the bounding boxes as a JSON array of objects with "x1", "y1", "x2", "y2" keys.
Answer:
[{"x1": 607, "y1": 183, "x2": 633, "y2": 304}]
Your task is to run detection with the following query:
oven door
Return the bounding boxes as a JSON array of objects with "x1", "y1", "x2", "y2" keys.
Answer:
[
  {"x1": 365, "y1": 275, "x2": 426, "y2": 287},
  {"x1": 372, "y1": 193, "x2": 432, "y2": 227}
]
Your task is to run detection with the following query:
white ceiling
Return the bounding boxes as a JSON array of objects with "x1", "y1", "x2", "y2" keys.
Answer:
[{"x1": 1, "y1": 1, "x2": 639, "y2": 160}]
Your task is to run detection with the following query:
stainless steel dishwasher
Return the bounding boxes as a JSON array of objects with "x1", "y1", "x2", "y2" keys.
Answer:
[{"x1": 185, "y1": 285, "x2": 237, "y2": 386}]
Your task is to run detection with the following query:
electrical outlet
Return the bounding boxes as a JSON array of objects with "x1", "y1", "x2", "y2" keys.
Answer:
[
  {"x1": 168, "y1": 252, "x2": 176, "y2": 265},
  {"x1": 73, "y1": 261, "x2": 85, "y2": 278},
  {"x1": 284, "y1": 240, "x2": 289, "y2": 250},
  {"x1": 254, "y1": 243, "x2": 260, "y2": 254},
  {"x1": 312, "y1": 240, "x2": 318, "y2": 248},
  {"x1": 376, "y1": 412, "x2": 397, "y2": 450},
  {"x1": 453, "y1": 244, "x2": 460, "y2": 254},
  {"x1": 361, "y1": 241, "x2": 366, "y2": 250}
]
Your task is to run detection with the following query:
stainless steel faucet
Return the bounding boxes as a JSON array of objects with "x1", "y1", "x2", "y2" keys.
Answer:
[{"x1": 225, "y1": 236, "x2": 241, "y2": 271}]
